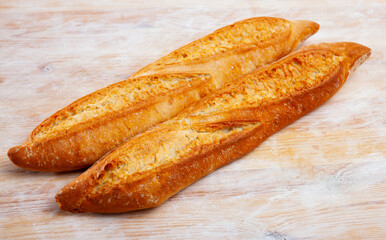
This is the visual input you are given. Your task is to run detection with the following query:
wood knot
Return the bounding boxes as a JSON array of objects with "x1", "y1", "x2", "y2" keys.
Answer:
[{"x1": 41, "y1": 63, "x2": 53, "y2": 72}]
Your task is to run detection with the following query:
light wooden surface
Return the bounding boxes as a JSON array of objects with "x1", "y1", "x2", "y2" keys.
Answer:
[{"x1": 0, "y1": 0, "x2": 385, "y2": 239}]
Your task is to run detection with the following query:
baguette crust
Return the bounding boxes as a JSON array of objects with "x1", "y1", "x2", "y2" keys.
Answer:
[
  {"x1": 56, "y1": 42, "x2": 371, "y2": 213},
  {"x1": 8, "y1": 17, "x2": 319, "y2": 172}
]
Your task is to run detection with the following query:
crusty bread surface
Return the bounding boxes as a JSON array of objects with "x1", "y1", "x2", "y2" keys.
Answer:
[
  {"x1": 8, "y1": 17, "x2": 319, "y2": 172},
  {"x1": 56, "y1": 42, "x2": 371, "y2": 213}
]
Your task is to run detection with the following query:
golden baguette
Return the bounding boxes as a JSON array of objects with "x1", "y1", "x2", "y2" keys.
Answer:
[
  {"x1": 8, "y1": 17, "x2": 318, "y2": 172},
  {"x1": 55, "y1": 42, "x2": 371, "y2": 213}
]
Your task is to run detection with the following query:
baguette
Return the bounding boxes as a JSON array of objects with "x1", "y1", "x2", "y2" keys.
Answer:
[
  {"x1": 8, "y1": 17, "x2": 318, "y2": 172},
  {"x1": 56, "y1": 42, "x2": 371, "y2": 213}
]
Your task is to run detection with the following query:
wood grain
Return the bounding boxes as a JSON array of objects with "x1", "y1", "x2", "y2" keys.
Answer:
[{"x1": 0, "y1": 0, "x2": 385, "y2": 239}]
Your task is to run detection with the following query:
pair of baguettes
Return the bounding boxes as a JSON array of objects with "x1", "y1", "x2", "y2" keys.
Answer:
[{"x1": 7, "y1": 17, "x2": 371, "y2": 213}]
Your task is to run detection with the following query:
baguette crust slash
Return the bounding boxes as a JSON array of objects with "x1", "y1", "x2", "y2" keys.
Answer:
[
  {"x1": 56, "y1": 42, "x2": 371, "y2": 213},
  {"x1": 8, "y1": 17, "x2": 319, "y2": 172}
]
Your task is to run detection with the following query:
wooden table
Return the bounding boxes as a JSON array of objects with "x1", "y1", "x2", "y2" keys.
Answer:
[{"x1": 1, "y1": 0, "x2": 385, "y2": 239}]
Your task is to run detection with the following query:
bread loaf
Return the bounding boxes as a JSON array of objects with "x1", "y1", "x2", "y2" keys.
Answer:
[
  {"x1": 56, "y1": 42, "x2": 371, "y2": 213},
  {"x1": 8, "y1": 17, "x2": 318, "y2": 172}
]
